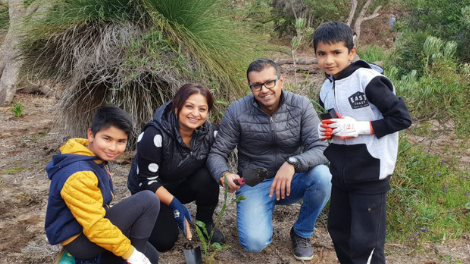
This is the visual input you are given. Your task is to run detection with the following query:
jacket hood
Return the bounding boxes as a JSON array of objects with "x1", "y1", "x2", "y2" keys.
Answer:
[
  {"x1": 46, "y1": 138, "x2": 98, "y2": 180},
  {"x1": 326, "y1": 60, "x2": 373, "y2": 82},
  {"x1": 152, "y1": 101, "x2": 211, "y2": 142}
]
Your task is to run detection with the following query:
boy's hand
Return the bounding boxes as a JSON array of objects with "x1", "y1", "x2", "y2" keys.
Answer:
[
  {"x1": 169, "y1": 197, "x2": 192, "y2": 236},
  {"x1": 126, "y1": 248, "x2": 151, "y2": 264},
  {"x1": 328, "y1": 116, "x2": 373, "y2": 138},
  {"x1": 318, "y1": 122, "x2": 333, "y2": 140}
]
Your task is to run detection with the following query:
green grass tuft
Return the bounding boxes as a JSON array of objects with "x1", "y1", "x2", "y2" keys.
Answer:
[
  {"x1": 388, "y1": 136, "x2": 470, "y2": 249},
  {"x1": 357, "y1": 45, "x2": 385, "y2": 62},
  {"x1": 11, "y1": 101, "x2": 24, "y2": 117}
]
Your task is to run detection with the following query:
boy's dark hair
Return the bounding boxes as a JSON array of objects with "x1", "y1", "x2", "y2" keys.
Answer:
[
  {"x1": 246, "y1": 58, "x2": 281, "y2": 83},
  {"x1": 172, "y1": 83, "x2": 214, "y2": 118},
  {"x1": 313, "y1": 21, "x2": 355, "y2": 52},
  {"x1": 90, "y1": 105, "x2": 133, "y2": 137}
]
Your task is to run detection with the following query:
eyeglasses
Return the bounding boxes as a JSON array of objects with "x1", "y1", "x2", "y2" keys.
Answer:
[{"x1": 249, "y1": 78, "x2": 279, "y2": 92}]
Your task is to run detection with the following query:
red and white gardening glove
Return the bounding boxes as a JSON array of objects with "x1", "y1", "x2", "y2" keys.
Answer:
[
  {"x1": 318, "y1": 122, "x2": 333, "y2": 141},
  {"x1": 325, "y1": 116, "x2": 373, "y2": 139},
  {"x1": 127, "y1": 248, "x2": 151, "y2": 264}
]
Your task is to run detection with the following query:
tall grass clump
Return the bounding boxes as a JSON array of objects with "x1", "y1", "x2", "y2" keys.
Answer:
[
  {"x1": 20, "y1": 0, "x2": 258, "y2": 144},
  {"x1": 388, "y1": 137, "x2": 470, "y2": 250},
  {"x1": 0, "y1": 3, "x2": 8, "y2": 32},
  {"x1": 357, "y1": 44, "x2": 386, "y2": 63},
  {"x1": 387, "y1": 35, "x2": 470, "y2": 136}
]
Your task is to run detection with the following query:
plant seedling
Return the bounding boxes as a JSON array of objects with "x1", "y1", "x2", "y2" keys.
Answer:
[{"x1": 195, "y1": 176, "x2": 245, "y2": 264}]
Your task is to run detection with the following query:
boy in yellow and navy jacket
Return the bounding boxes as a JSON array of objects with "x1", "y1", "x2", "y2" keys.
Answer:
[{"x1": 45, "y1": 106, "x2": 160, "y2": 264}]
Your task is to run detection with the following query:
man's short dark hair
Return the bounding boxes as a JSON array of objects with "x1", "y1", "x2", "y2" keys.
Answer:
[
  {"x1": 246, "y1": 58, "x2": 281, "y2": 83},
  {"x1": 90, "y1": 105, "x2": 133, "y2": 137},
  {"x1": 313, "y1": 21, "x2": 355, "y2": 52}
]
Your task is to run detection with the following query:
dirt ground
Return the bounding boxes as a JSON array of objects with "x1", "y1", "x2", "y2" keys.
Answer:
[
  {"x1": 2, "y1": 85, "x2": 470, "y2": 264},
  {"x1": 1, "y1": 9, "x2": 470, "y2": 264}
]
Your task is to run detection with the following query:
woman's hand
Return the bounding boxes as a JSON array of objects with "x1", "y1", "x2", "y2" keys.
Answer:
[{"x1": 169, "y1": 197, "x2": 192, "y2": 236}]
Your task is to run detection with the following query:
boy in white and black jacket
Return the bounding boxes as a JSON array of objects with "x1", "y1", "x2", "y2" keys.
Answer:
[{"x1": 314, "y1": 21, "x2": 412, "y2": 264}]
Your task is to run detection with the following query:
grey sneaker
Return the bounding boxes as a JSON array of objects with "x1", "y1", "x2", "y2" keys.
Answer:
[{"x1": 290, "y1": 227, "x2": 314, "y2": 260}]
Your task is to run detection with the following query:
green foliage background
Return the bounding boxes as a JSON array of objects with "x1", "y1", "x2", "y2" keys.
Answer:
[{"x1": 392, "y1": 0, "x2": 470, "y2": 77}]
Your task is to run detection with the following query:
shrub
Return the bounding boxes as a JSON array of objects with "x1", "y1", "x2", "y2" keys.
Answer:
[
  {"x1": 11, "y1": 101, "x2": 24, "y2": 117},
  {"x1": 387, "y1": 36, "x2": 470, "y2": 135},
  {"x1": 20, "y1": 0, "x2": 259, "y2": 144}
]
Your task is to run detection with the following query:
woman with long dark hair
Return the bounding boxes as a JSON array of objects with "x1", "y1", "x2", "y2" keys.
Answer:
[{"x1": 128, "y1": 83, "x2": 224, "y2": 252}]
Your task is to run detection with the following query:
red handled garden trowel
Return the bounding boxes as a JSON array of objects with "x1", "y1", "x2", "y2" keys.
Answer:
[{"x1": 233, "y1": 167, "x2": 268, "y2": 187}]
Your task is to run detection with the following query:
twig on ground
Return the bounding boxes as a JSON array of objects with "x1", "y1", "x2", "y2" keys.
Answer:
[
  {"x1": 438, "y1": 208, "x2": 470, "y2": 216},
  {"x1": 318, "y1": 246, "x2": 324, "y2": 262}
]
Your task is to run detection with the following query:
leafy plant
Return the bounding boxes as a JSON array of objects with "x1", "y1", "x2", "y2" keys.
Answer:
[
  {"x1": 400, "y1": 0, "x2": 470, "y2": 63},
  {"x1": 11, "y1": 101, "x2": 24, "y2": 117},
  {"x1": 270, "y1": 0, "x2": 349, "y2": 38},
  {"x1": 387, "y1": 35, "x2": 470, "y2": 135},
  {"x1": 195, "y1": 176, "x2": 245, "y2": 263}
]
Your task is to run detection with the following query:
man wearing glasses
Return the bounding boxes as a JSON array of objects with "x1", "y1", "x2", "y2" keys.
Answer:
[{"x1": 207, "y1": 58, "x2": 332, "y2": 260}]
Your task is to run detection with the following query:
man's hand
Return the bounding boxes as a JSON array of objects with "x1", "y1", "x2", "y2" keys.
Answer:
[
  {"x1": 269, "y1": 162, "x2": 295, "y2": 200},
  {"x1": 223, "y1": 173, "x2": 242, "y2": 193}
]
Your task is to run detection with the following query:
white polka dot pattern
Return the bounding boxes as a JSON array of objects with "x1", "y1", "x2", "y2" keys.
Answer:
[
  {"x1": 137, "y1": 132, "x2": 144, "y2": 142},
  {"x1": 148, "y1": 163, "x2": 159, "y2": 172},
  {"x1": 154, "y1": 134, "x2": 163, "y2": 147}
]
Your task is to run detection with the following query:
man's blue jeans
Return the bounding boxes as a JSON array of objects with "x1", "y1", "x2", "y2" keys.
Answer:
[{"x1": 236, "y1": 164, "x2": 332, "y2": 252}]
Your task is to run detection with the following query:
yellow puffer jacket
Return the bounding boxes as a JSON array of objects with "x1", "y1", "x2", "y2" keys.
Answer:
[{"x1": 45, "y1": 138, "x2": 134, "y2": 259}]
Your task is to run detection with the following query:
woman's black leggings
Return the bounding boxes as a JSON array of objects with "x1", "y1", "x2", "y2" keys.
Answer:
[
  {"x1": 149, "y1": 166, "x2": 219, "y2": 252},
  {"x1": 64, "y1": 190, "x2": 160, "y2": 263}
]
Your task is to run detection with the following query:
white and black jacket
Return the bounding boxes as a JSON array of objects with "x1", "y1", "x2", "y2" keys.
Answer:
[{"x1": 319, "y1": 60, "x2": 412, "y2": 194}]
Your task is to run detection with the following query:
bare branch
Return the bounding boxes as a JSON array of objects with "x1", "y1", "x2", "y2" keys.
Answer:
[
  {"x1": 352, "y1": 0, "x2": 381, "y2": 46},
  {"x1": 346, "y1": 0, "x2": 358, "y2": 27},
  {"x1": 363, "y1": 6, "x2": 382, "y2": 21}
]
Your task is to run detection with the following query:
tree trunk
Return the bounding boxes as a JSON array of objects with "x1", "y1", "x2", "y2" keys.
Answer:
[
  {"x1": 0, "y1": 0, "x2": 25, "y2": 106},
  {"x1": 352, "y1": 0, "x2": 381, "y2": 45},
  {"x1": 346, "y1": 0, "x2": 358, "y2": 27}
]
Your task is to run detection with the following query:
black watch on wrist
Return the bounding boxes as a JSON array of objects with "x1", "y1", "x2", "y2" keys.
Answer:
[{"x1": 287, "y1": 157, "x2": 300, "y2": 171}]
